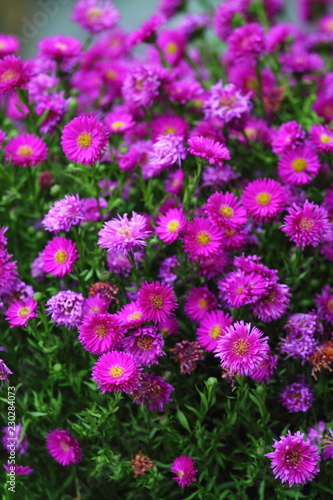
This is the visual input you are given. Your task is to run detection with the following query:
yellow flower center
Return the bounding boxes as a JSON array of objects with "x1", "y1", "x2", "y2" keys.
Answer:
[
  {"x1": 220, "y1": 205, "x2": 234, "y2": 218},
  {"x1": 137, "y1": 335, "x2": 153, "y2": 350},
  {"x1": 299, "y1": 218, "x2": 314, "y2": 231},
  {"x1": 60, "y1": 441, "x2": 70, "y2": 451},
  {"x1": 198, "y1": 298, "x2": 207, "y2": 310},
  {"x1": 55, "y1": 42, "x2": 68, "y2": 51},
  {"x1": 232, "y1": 339, "x2": 250, "y2": 357},
  {"x1": 111, "y1": 121, "x2": 125, "y2": 131},
  {"x1": 1, "y1": 70, "x2": 18, "y2": 82},
  {"x1": 196, "y1": 231, "x2": 211, "y2": 246},
  {"x1": 106, "y1": 69, "x2": 117, "y2": 80},
  {"x1": 291, "y1": 158, "x2": 307, "y2": 172},
  {"x1": 177, "y1": 471, "x2": 184, "y2": 477},
  {"x1": 210, "y1": 325, "x2": 221, "y2": 339},
  {"x1": 110, "y1": 365, "x2": 124, "y2": 378},
  {"x1": 236, "y1": 286, "x2": 244, "y2": 295},
  {"x1": 320, "y1": 133, "x2": 332, "y2": 144},
  {"x1": 150, "y1": 294, "x2": 164, "y2": 310},
  {"x1": 256, "y1": 192, "x2": 272, "y2": 206},
  {"x1": 54, "y1": 249, "x2": 68, "y2": 264},
  {"x1": 117, "y1": 226, "x2": 132, "y2": 237},
  {"x1": 244, "y1": 127, "x2": 256, "y2": 139},
  {"x1": 0, "y1": 42, "x2": 5, "y2": 49},
  {"x1": 286, "y1": 450, "x2": 302, "y2": 467},
  {"x1": 18, "y1": 306, "x2": 30, "y2": 318},
  {"x1": 94, "y1": 324, "x2": 108, "y2": 338},
  {"x1": 324, "y1": 19, "x2": 333, "y2": 32},
  {"x1": 77, "y1": 132, "x2": 92, "y2": 149},
  {"x1": 164, "y1": 126, "x2": 176, "y2": 135},
  {"x1": 166, "y1": 42, "x2": 178, "y2": 55},
  {"x1": 128, "y1": 311, "x2": 142, "y2": 321},
  {"x1": 219, "y1": 95, "x2": 237, "y2": 108},
  {"x1": 87, "y1": 7, "x2": 103, "y2": 21},
  {"x1": 167, "y1": 220, "x2": 180, "y2": 233},
  {"x1": 17, "y1": 145, "x2": 33, "y2": 158},
  {"x1": 224, "y1": 228, "x2": 235, "y2": 237}
]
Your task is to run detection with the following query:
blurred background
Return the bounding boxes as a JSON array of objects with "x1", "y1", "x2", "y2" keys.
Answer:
[{"x1": 0, "y1": 0, "x2": 296, "y2": 59}]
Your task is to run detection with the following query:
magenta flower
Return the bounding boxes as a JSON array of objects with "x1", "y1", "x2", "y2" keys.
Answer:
[
  {"x1": 0, "y1": 35, "x2": 20, "y2": 57},
  {"x1": 132, "y1": 372, "x2": 174, "y2": 411},
  {"x1": 83, "y1": 293, "x2": 110, "y2": 317},
  {"x1": 151, "y1": 114, "x2": 188, "y2": 141},
  {"x1": 187, "y1": 136, "x2": 230, "y2": 166},
  {"x1": 280, "y1": 200, "x2": 332, "y2": 249},
  {"x1": 309, "y1": 124, "x2": 333, "y2": 153},
  {"x1": 182, "y1": 217, "x2": 224, "y2": 260},
  {"x1": 46, "y1": 430, "x2": 82, "y2": 466},
  {"x1": 3, "y1": 464, "x2": 33, "y2": 475},
  {"x1": 315, "y1": 285, "x2": 333, "y2": 324},
  {"x1": 220, "y1": 270, "x2": 269, "y2": 308},
  {"x1": 184, "y1": 286, "x2": 217, "y2": 323},
  {"x1": 126, "y1": 13, "x2": 165, "y2": 48},
  {"x1": 78, "y1": 313, "x2": 123, "y2": 355},
  {"x1": 43, "y1": 236, "x2": 79, "y2": 277},
  {"x1": 277, "y1": 145, "x2": 320, "y2": 186},
  {"x1": 72, "y1": 0, "x2": 120, "y2": 34},
  {"x1": 157, "y1": 30, "x2": 186, "y2": 66},
  {"x1": 5, "y1": 134, "x2": 48, "y2": 167},
  {"x1": 265, "y1": 431, "x2": 320, "y2": 487},
  {"x1": 92, "y1": 350, "x2": 141, "y2": 394},
  {"x1": 5, "y1": 298, "x2": 38, "y2": 328},
  {"x1": 38, "y1": 35, "x2": 82, "y2": 61},
  {"x1": 42, "y1": 194, "x2": 84, "y2": 233},
  {"x1": 228, "y1": 23, "x2": 265, "y2": 60},
  {"x1": 204, "y1": 191, "x2": 247, "y2": 229},
  {"x1": 122, "y1": 65, "x2": 162, "y2": 108},
  {"x1": 215, "y1": 321, "x2": 270, "y2": 376},
  {"x1": 2, "y1": 423, "x2": 28, "y2": 455},
  {"x1": 155, "y1": 208, "x2": 186, "y2": 244},
  {"x1": 104, "y1": 111, "x2": 135, "y2": 134},
  {"x1": 98, "y1": 212, "x2": 152, "y2": 254},
  {"x1": 122, "y1": 325, "x2": 165, "y2": 367},
  {"x1": 137, "y1": 281, "x2": 178, "y2": 324},
  {"x1": 242, "y1": 178, "x2": 286, "y2": 222},
  {"x1": 116, "y1": 301, "x2": 145, "y2": 331},
  {"x1": 61, "y1": 116, "x2": 108, "y2": 165},
  {"x1": 196, "y1": 310, "x2": 233, "y2": 352},
  {"x1": 45, "y1": 291, "x2": 84, "y2": 328},
  {"x1": 251, "y1": 283, "x2": 290, "y2": 322},
  {"x1": 0, "y1": 360, "x2": 13, "y2": 384},
  {"x1": 204, "y1": 81, "x2": 252, "y2": 123},
  {"x1": 251, "y1": 354, "x2": 278, "y2": 383},
  {"x1": 271, "y1": 121, "x2": 305, "y2": 155},
  {"x1": 0, "y1": 55, "x2": 31, "y2": 94},
  {"x1": 171, "y1": 455, "x2": 198, "y2": 487},
  {"x1": 280, "y1": 381, "x2": 313, "y2": 413}
]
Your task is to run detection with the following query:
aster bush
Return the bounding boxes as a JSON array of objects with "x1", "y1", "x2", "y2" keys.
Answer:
[{"x1": 1, "y1": 0, "x2": 333, "y2": 498}]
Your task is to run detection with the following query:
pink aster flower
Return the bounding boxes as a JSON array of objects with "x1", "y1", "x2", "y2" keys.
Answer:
[
  {"x1": 122, "y1": 325, "x2": 165, "y2": 367},
  {"x1": 251, "y1": 283, "x2": 290, "y2": 322},
  {"x1": 137, "y1": 281, "x2": 178, "y2": 324},
  {"x1": 117, "y1": 301, "x2": 145, "y2": 331},
  {"x1": 219, "y1": 270, "x2": 269, "y2": 308},
  {"x1": 61, "y1": 116, "x2": 108, "y2": 165},
  {"x1": 122, "y1": 65, "x2": 162, "y2": 109},
  {"x1": 228, "y1": 23, "x2": 266, "y2": 60},
  {"x1": 104, "y1": 111, "x2": 135, "y2": 134},
  {"x1": 46, "y1": 430, "x2": 82, "y2": 466},
  {"x1": 251, "y1": 354, "x2": 278, "y2": 383},
  {"x1": 182, "y1": 217, "x2": 224, "y2": 260},
  {"x1": 83, "y1": 293, "x2": 110, "y2": 316},
  {"x1": 2, "y1": 423, "x2": 28, "y2": 454},
  {"x1": 215, "y1": 321, "x2": 270, "y2": 376},
  {"x1": 315, "y1": 285, "x2": 333, "y2": 324},
  {"x1": 45, "y1": 291, "x2": 84, "y2": 329},
  {"x1": 184, "y1": 286, "x2": 217, "y2": 323},
  {"x1": 265, "y1": 431, "x2": 320, "y2": 487},
  {"x1": 98, "y1": 212, "x2": 152, "y2": 254},
  {"x1": 151, "y1": 114, "x2": 189, "y2": 141},
  {"x1": 92, "y1": 350, "x2": 141, "y2": 394},
  {"x1": 196, "y1": 310, "x2": 233, "y2": 352},
  {"x1": 42, "y1": 236, "x2": 79, "y2": 277},
  {"x1": 204, "y1": 191, "x2": 247, "y2": 229},
  {"x1": 5, "y1": 134, "x2": 48, "y2": 167},
  {"x1": 280, "y1": 381, "x2": 313, "y2": 413},
  {"x1": 213, "y1": 1, "x2": 244, "y2": 42},
  {"x1": 132, "y1": 372, "x2": 174, "y2": 411},
  {"x1": 78, "y1": 312, "x2": 123, "y2": 355},
  {"x1": 0, "y1": 360, "x2": 13, "y2": 385},
  {"x1": 38, "y1": 35, "x2": 82, "y2": 61},
  {"x1": 271, "y1": 121, "x2": 305, "y2": 155},
  {"x1": 155, "y1": 208, "x2": 186, "y2": 244},
  {"x1": 204, "y1": 81, "x2": 252, "y2": 123},
  {"x1": 3, "y1": 464, "x2": 33, "y2": 475},
  {"x1": 42, "y1": 194, "x2": 84, "y2": 233},
  {"x1": 145, "y1": 134, "x2": 186, "y2": 178},
  {"x1": 242, "y1": 178, "x2": 286, "y2": 222},
  {"x1": 0, "y1": 55, "x2": 31, "y2": 94},
  {"x1": 187, "y1": 136, "x2": 230, "y2": 166},
  {"x1": 72, "y1": 0, "x2": 120, "y2": 34},
  {"x1": 280, "y1": 200, "x2": 332, "y2": 249},
  {"x1": 157, "y1": 30, "x2": 187, "y2": 66},
  {"x1": 0, "y1": 35, "x2": 20, "y2": 57},
  {"x1": 126, "y1": 13, "x2": 165, "y2": 48},
  {"x1": 5, "y1": 298, "x2": 38, "y2": 328},
  {"x1": 277, "y1": 144, "x2": 320, "y2": 186},
  {"x1": 171, "y1": 455, "x2": 198, "y2": 487},
  {"x1": 309, "y1": 124, "x2": 333, "y2": 153}
]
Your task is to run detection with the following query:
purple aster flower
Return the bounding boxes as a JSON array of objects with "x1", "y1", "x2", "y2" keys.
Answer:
[
  {"x1": 3, "y1": 464, "x2": 33, "y2": 475},
  {"x1": 187, "y1": 136, "x2": 230, "y2": 166},
  {"x1": 309, "y1": 124, "x2": 333, "y2": 153},
  {"x1": 78, "y1": 313, "x2": 123, "y2": 355},
  {"x1": 158, "y1": 256, "x2": 180, "y2": 285},
  {"x1": 171, "y1": 455, "x2": 198, "y2": 487},
  {"x1": 42, "y1": 194, "x2": 84, "y2": 233},
  {"x1": 277, "y1": 144, "x2": 320, "y2": 186},
  {"x1": 132, "y1": 372, "x2": 174, "y2": 411},
  {"x1": 271, "y1": 121, "x2": 306, "y2": 155},
  {"x1": 279, "y1": 312, "x2": 321, "y2": 362},
  {"x1": 251, "y1": 354, "x2": 278, "y2": 383},
  {"x1": 215, "y1": 321, "x2": 270, "y2": 376},
  {"x1": 122, "y1": 325, "x2": 165, "y2": 367},
  {"x1": 251, "y1": 283, "x2": 290, "y2": 323},
  {"x1": 144, "y1": 134, "x2": 186, "y2": 178},
  {"x1": 46, "y1": 429, "x2": 82, "y2": 466},
  {"x1": 72, "y1": 0, "x2": 120, "y2": 34},
  {"x1": 280, "y1": 47, "x2": 324, "y2": 74},
  {"x1": 204, "y1": 81, "x2": 252, "y2": 123},
  {"x1": 122, "y1": 66, "x2": 162, "y2": 109},
  {"x1": 170, "y1": 340, "x2": 204, "y2": 374},
  {"x1": 228, "y1": 23, "x2": 266, "y2": 60},
  {"x1": 265, "y1": 431, "x2": 320, "y2": 487},
  {"x1": 0, "y1": 360, "x2": 13, "y2": 386},
  {"x1": 2, "y1": 423, "x2": 28, "y2": 455},
  {"x1": 45, "y1": 291, "x2": 85, "y2": 329},
  {"x1": 280, "y1": 381, "x2": 313, "y2": 413},
  {"x1": 315, "y1": 285, "x2": 333, "y2": 324},
  {"x1": 98, "y1": 212, "x2": 152, "y2": 254},
  {"x1": 280, "y1": 200, "x2": 332, "y2": 249}
]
